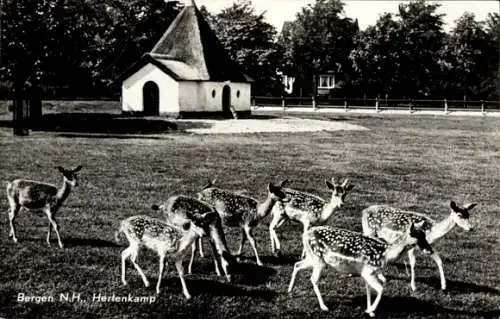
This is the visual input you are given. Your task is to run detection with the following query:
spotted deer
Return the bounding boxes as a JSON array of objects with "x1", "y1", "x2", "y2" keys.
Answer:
[
  {"x1": 362, "y1": 201, "x2": 477, "y2": 291},
  {"x1": 288, "y1": 223, "x2": 432, "y2": 317},
  {"x1": 116, "y1": 214, "x2": 211, "y2": 299},
  {"x1": 152, "y1": 195, "x2": 234, "y2": 282},
  {"x1": 6, "y1": 165, "x2": 83, "y2": 248},
  {"x1": 269, "y1": 178, "x2": 355, "y2": 257},
  {"x1": 197, "y1": 179, "x2": 288, "y2": 266}
]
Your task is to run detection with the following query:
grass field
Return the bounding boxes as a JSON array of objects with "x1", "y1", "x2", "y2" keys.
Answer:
[{"x1": 0, "y1": 101, "x2": 499, "y2": 318}]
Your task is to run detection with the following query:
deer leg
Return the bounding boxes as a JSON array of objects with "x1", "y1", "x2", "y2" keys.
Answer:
[
  {"x1": 7, "y1": 203, "x2": 20, "y2": 243},
  {"x1": 46, "y1": 210, "x2": 64, "y2": 248},
  {"x1": 269, "y1": 211, "x2": 285, "y2": 255},
  {"x1": 121, "y1": 246, "x2": 132, "y2": 286},
  {"x1": 175, "y1": 259, "x2": 191, "y2": 300},
  {"x1": 244, "y1": 225, "x2": 262, "y2": 266},
  {"x1": 429, "y1": 251, "x2": 446, "y2": 290},
  {"x1": 129, "y1": 245, "x2": 150, "y2": 287},
  {"x1": 236, "y1": 228, "x2": 247, "y2": 257},
  {"x1": 188, "y1": 241, "x2": 196, "y2": 275},
  {"x1": 408, "y1": 248, "x2": 417, "y2": 291},
  {"x1": 156, "y1": 253, "x2": 166, "y2": 294},
  {"x1": 362, "y1": 269, "x2": 384, "y2": 317},
  {"x1": 311, "y1": 262, "x2": 328, "y2": 311},
  {"x1": 300, "y1": 222, "x2": 310, "y2": 259},
  {"x1": 198, "y1": 237, "x2": 205, "y2": 258},
  {"x1": 365, "y1": 282, "x2": 372, "y2": 309},
  {"x1": 288, "y1": 257, "x2": 313, "y2": 293},
  {"x1": 208, "y1": 241, "x2": 222, "y2": 277}
]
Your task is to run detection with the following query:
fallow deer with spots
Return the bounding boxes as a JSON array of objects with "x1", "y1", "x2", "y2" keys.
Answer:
[
  {"x1": 288, "y1": 223, "x2": 432, "y2": 317},
  {"x1": 152, "y1": 195, "x2": 234, "y2": 282},
  {"x1": 269, "y1": 178, "x2": 355, "y2": 257},
  {"x1": 197, "y1": 179, "x2": 288, "y2": 266},
  {"x1": 6, "y1": 165, "x2": 83, "y2": 248},
  {"x1": 115, "y1": 214, "x2": 212, "y2": 299},
  {"x1": 362, "y1": 201, "x2": 477, "y2": 291}
]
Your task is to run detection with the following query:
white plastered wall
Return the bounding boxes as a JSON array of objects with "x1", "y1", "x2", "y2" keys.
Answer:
[
  {"x1": 121, "y1": 63, "x2": 179, "y2": 114},
  {"x1": 178, "y1": 81, "x2": 251, "y2": 112}
]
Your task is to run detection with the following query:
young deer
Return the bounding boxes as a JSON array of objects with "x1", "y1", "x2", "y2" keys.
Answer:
[
  {"x1": 152, "y1": 195, "x2": 234, "y2": 282},
  {"x1": 197, "y1": 179, "x2": 288, "y2": 266},
  {"x1": 362, "y1": 201, "x2": 477, "y2": 291},
  {"x1": 116, "y1": 214, "x2": 211, "y2": 299},
  {"x1": 288, "y1": 223, "x2": 433, "y2": 317},
  {"x1": 6, "y1": 165, "x2": 83, "y2": 248},
  {"x1": 269, "y1": 178, "x2": 355, "y2": 257}
]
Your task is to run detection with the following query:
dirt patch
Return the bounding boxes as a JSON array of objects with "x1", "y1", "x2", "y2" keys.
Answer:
[{"x1": 179, "y1": 117, "x2": 369, "y2": 134}]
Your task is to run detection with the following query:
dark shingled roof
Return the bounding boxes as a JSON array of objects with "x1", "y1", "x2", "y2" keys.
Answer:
[{"x1": 121, "y1": 3, "x2": 252, "y2": 83}]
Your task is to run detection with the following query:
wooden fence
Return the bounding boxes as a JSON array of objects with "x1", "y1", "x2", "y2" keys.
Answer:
[{"x1": 251, "y1": 96, "x2": 500, "y2": 113}]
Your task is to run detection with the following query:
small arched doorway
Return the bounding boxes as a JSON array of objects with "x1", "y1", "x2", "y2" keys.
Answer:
[
  {"x1": 222, "y1": 85, "x2": 231, "y2": 117},
  {"x1": 143, "y1": 81, "x2": 159, "y2": 116}
]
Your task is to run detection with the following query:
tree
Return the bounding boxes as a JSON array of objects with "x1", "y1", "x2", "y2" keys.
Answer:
[
  {"x1": 482, "y1": 12, "x2": 500, "y2": 99},
  {"x1": 277, "y1": 0, "x2": 359, "y2": 96},
  {"x1": 203, "y1": 0, "x2": 283, "y2": 95}
]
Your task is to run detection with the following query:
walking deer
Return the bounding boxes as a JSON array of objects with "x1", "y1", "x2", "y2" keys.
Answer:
[
  {"x1": 6, "y1": 165, "x2": 83, "y2": 248},
  {"x1": 197, "y1": 179, "x2": 288, "y2": 266},
  {"x1": 362, "y1": 201, "x2": 477, "y2": 291},
  {"x1": 116, "y1": 214, "x2": 211, "y2": 299},
  {"x1": 269, "y1": 178, "x2": 355, "y2": 257},
  {"x1": 152, "y1": 195, "x2": 234, "y2": 282},
  {"x1": 288, "y1": 223, "x2": 432, "y2": 317}
]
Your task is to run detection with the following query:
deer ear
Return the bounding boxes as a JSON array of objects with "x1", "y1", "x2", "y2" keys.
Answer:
[
  {"x1": 325, "y1": 180, "x2": 335, "y2": 190},
  {"x1": 151, "y1": 204, "x2": 160, "y2": 211},
  {"x1": 56, "y1": 166, "x2": 65, "y2": 173},
  {"x1": 345, "y1": 184, "x2": 355, "y2": 191},
  {"x1": 74, "y1": 165, "x2": 83, "y2": 172},
  {"x1": 414, "y1": 221, "x2": 425, "y2": 229},
  {"x1": 279, "y1": 179, "x2": 289, "y2": 188},
  {"x1": 408, "y1": 222, "x2": 416, "y2": 234},
  {"x1": 450, "y1": 201, "x2": 458, "y2": 211},
  {"x1": 465, "y1": 203, "x2": 477, "y2": 210},
  {"x1": 202, "y1": 179, "x2": 216, "y2": 190}
]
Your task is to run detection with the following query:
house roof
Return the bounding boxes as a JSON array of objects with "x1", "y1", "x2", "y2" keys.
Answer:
[{"x1": 120, "y1": 2, "x2": 252, "y2": 83}]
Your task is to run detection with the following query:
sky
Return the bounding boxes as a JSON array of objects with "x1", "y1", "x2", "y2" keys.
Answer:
[{"x1": 193, "y1": 0, "x2": 499, "y2": 32}]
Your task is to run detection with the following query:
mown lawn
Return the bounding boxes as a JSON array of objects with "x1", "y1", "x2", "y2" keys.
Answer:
[{"x1": 0, "y1": 101, "x2": 499, "y2": 318}]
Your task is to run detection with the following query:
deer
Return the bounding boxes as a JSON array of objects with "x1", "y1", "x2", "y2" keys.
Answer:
[
  {"x1": 115, "y1": 214, "x2": 212, "y2": 299},
  {"x1": 269, "y1": 178, "x2": 355, "y2": 257},
  {"x1": 197, "y1": 179, "x2": 288, "y2": 266},
  {"x1": 151, "y1": 195, "x2": 234, "y2": 282},
  {"x1": 361, "y1": 200, "x2": 477, "y2": 291},
  {"x1": 6, "y1": 165, "x2": 83, "y2": 248},
  {"x1": 288, "y1": 223, "x2": 433, "y2": 317}
]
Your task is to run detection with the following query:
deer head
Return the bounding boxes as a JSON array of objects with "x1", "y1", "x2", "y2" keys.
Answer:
[
  {"x1": 407, "y1": 221, "x2": 433, "y2": 255},
  {"x1": 450, "y1": 201, "x2": 477, "y2": 231},
  {"x1": 56, "y1": 165, "x2": 82, "y2": 187},
  {"x1": 325, "y1": 177, "x2": 355, "y2": 209}
]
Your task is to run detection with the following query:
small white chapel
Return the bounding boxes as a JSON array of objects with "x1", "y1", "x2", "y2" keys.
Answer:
[{"x1": 120, "y1": 0, "x2": 253, "y2": 118}]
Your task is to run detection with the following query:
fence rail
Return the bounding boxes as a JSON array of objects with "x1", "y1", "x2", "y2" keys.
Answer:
[{"x1": 251, "y1": 96, "x2": 500, "y2": 113}]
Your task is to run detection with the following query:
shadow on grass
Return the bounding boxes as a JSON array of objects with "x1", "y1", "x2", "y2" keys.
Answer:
[
  {"x1": 153, "y1": 277, "x2": 277, "y2": 301},
  {"x1": 260, "y1": 254, "x2": 299, "y2": 266},
  {"x1": 349, "y1": 295, "x2": 500, "y2": 317},
  {"x1": 231, "y1": 261, "x2": 277, "y2": 286},
  {"x1": 62, "y1": 237, "x2": 120, "y2": 248},
  {"x1": 418, "y1": 277, "x2": 500, "y2": 295}
]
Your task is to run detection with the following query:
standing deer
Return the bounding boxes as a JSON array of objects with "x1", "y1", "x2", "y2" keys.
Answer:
[
  {"x1": 6, "y1": 165, "x2": 83, "y2": 248},
  {"x1": 362, "y1": 201, "x2": 477, "y2": 291},
  {"x1": 288, "y1": 223, "x2": 433, "y2": 317},
  {"x1": 152, "y1": 195, "x2": 234, "y2": 282},
  {"x1": 116, "y1": 214, "x2": 210, "y2": 299},
  {"x1": 197, "y1": 179, "x2": 288, "y2": 266},
  {"x1": 269, "y1": 178, "x2": 355, "y2": 257}
]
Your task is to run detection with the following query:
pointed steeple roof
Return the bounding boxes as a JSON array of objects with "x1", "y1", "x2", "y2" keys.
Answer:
[{"x1": 146, "y1": 3, "x2": 251, "y2": 82}]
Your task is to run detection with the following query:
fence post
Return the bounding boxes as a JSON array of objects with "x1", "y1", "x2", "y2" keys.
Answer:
[
  {"x1": 375, "y1": 97, "x2": 379, "y2": 112},
  {"x1": 312, "y1": 96, "x2": 317, "y2": 110},
  {"x1": 444, "y1": 98, "x2": 448, "y2": 113},
  {"x1": 481, "y1": 100, "x2": 485, "y2": 113},
  {"x1": 344, "y1": 97, "x2": 348, "y2": 112},
  {"x1": 281, "y1": 96, "x2": 285, "y2": 110},
  {"x1": 251, "y1": 96, "x2": 255, "y2": 109},
  {"x1": 409, "y1": 98, "x2": 413, "y2": 113}
]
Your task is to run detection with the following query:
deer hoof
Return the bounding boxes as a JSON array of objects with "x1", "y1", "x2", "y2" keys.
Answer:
[
  {"x1": 365, "y1": 309, "x2": 375, "y2": 317},
  {"x1": 122, "y1": 280, "x2": 128, "y2": 286},
  {"x1": 256, "y1": 261, "x2": 263, "y2": 267},
  {"x1": 144, "y1": 281, "x2": 150, "y2": 288},
  {"x1": 320, "y1": 305, "x2": 329, "y2": 311}
]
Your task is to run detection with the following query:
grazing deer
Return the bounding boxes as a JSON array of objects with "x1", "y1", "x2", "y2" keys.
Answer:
[
  {"x1": 6, "y1": 165, "x2": 83, "y2": 248},
  {"x1": 152, "y1": 195, "x2": 234, "y2": 282},
  {"x1": 115, "y1": 214, "x2": 210, "y2": 299},
  {"x1": 288, "y1": 223, "x2": 433, "y2": 317},
  {"x1": 197, "y1": 179, "x2": 288, "y2": 266},
  {"x1": 362, "y1": 201, "x2": 477, "y2": 291},
  {"x1": 269, "y1": 178, "x2": 355, "y2": 257}
]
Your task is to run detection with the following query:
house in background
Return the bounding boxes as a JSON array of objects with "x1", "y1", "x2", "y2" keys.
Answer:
[{"x1": 120, "y1": 0, "x2": 252, "y2": 118}]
